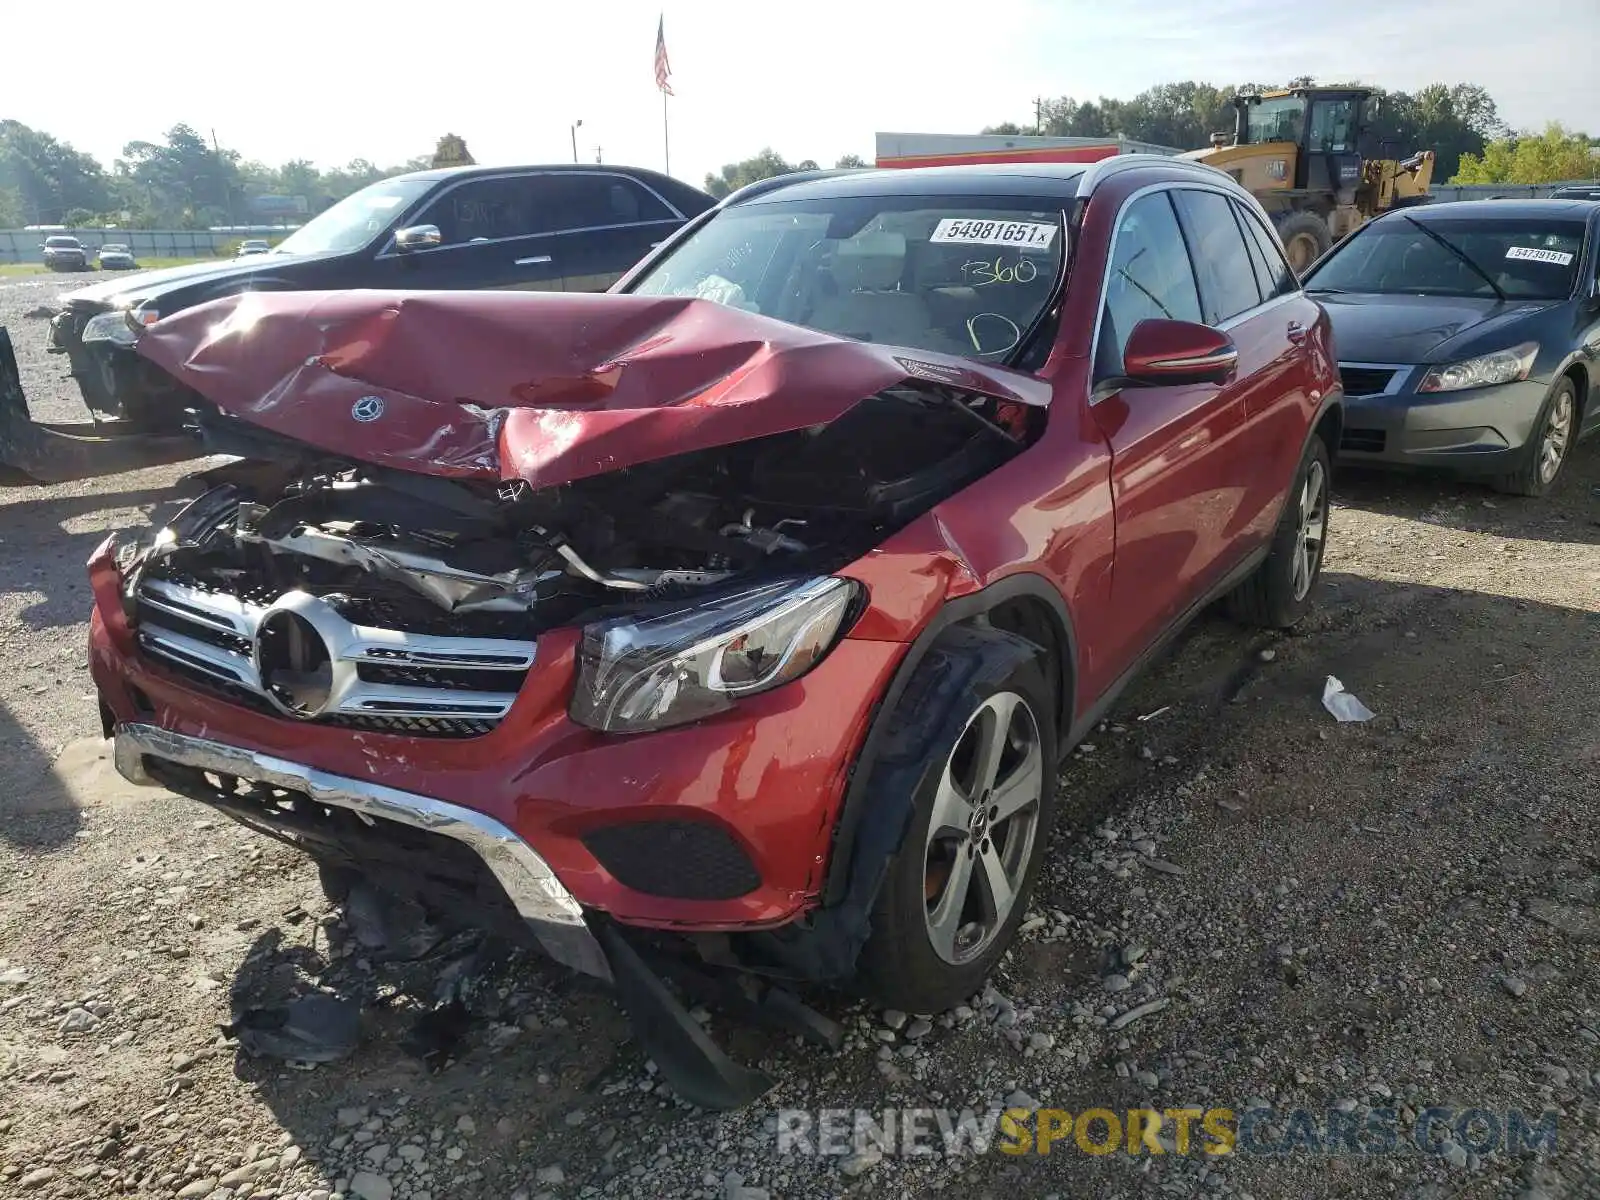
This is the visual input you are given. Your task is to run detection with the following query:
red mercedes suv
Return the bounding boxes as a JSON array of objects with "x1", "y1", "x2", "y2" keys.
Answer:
[{"x1": 90, "y1": 156, "x2": 1341, "y2": 1106}]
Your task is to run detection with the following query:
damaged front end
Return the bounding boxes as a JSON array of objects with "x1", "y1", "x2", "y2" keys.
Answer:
[{"x1": 99, "y1": 288, "x2": 1048, "y2": 1106}]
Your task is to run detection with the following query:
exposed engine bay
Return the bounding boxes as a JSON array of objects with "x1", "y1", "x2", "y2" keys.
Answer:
[{"x1": 126, "y1": 383, "x2": 1036, "y2": 646}]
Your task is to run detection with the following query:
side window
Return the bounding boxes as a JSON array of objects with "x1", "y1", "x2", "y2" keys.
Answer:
[
  {"x1": 417, "y1": 176, "x2": 551, "y2": 245},
  {"x1": 1097, "y1": 191, "x2": 1203, "y2": 378},
  {"x1": 540, "y1": 175, "x2": 675, "y2": 233},
  {"x1": 1172, "y1": 189, "x2": 1263, "y2": 323},
  {"x1": 1235, "y1": 202, "x2": 1298, "y2": 297}
]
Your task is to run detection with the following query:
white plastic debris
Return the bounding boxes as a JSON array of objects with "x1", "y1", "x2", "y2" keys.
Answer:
[{"x1": 1321, "y1": 675, "x2": 1375, "y2": 723}]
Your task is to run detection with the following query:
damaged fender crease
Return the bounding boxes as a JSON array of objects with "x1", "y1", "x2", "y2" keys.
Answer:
[{"x1": 134, "y1": 289, "x2": 1051, "y2": 489}]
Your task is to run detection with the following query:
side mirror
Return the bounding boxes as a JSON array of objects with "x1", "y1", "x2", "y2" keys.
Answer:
[
  {"x1": 393, "y1": 224, "x2": 442, "y2": 252},
  {"x1": 1122, "y1": 319, "x2": 1238, "y2": 387}
]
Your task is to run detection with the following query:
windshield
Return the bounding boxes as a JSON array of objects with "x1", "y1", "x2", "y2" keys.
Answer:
[
  {"x1": 1246, "y1": 97, "x2": 1305, "y2": 145},
  {"x1": 630, "y1": 195, "x2": 1067, "y2": 361},
  {"x1": 1306, "y1": 217, "x2": 1586, "y2": 300},
  {"x1": 272, "y1": 177, "x2": 432, "y2": 256},
  {"x1": 45, "y1": 237, "x2": 80, "y2": 248}
]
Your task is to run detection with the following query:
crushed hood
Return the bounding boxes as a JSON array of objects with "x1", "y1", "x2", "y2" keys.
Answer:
[{"x1": 136, "y1": 289, "x2": 1049, "y2": 487}]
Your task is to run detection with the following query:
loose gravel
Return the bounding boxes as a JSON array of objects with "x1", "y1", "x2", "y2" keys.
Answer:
[{"x1": 1, "y1": 276, "x2": 1598, "y2": 1199}]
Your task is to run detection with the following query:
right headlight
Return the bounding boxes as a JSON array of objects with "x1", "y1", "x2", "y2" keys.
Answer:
[
  {"x1": 569, "y1": 576, "x2": 860, "y2": 734},
  {"x1": 1417, "y1": 342, "x2": 1538, "y2": 394}
]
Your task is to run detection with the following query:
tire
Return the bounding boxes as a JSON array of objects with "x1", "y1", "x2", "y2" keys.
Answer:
[
  {"x1": 857, "y1": 648, "x2": 1058, "y2": 1014},
  {"x1": 1492, "y1": 378, "x2": 1577, "y2": 498},
  {"x1": 1276, "y1": 211, "x2": 1333, "y2": 275},
  {"x1": 1228, "y1": 435, "x2": 1331, "y2": 628}
]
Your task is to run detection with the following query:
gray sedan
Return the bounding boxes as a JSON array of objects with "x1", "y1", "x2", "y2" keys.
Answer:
[{"x1": 1303, "y1": 199, "x2": 1600, "y2": 496}]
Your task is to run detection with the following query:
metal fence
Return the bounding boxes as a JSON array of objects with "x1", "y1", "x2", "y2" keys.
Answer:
[
  {"x1": 0, "y1": 228, "x2": 296, "y2": 265},
  {"x1": 1425, "y1": 179, "x2": 1598, "y2": 203}
]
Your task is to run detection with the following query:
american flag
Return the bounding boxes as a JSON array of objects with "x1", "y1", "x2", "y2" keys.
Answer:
[{"x1": 654, "y1": 15, "x2": 673, "y2": 96}]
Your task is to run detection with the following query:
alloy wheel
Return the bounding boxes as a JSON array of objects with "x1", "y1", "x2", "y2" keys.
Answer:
[
  {"x1": 922, "y1": 691, "x2": 1044, "y2": 965},
  {"x1": 1538, "y1": 390, "x2": 1574, "y2": 485},
  {"x1": 1291, "y1": 458, "x2": 1327, "y2": 602}
]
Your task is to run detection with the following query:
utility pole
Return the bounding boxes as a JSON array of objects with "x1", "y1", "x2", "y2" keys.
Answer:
[
  {"x1": 595, "y1": 146, "x2": 603, "y2": 164},
  {"x1": 211, "y1": 127, "x2": 236, "y2": 228},
  {"x1": 570, "y1": 119, "x2": 583, "y2": 163},
  {"x1": 1034, "y1": 97, "x2": 1044, "y2": 136}
]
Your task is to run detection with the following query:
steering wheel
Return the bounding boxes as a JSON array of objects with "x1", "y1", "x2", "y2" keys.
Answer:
[{"x1": 966, "y1": 312, "x2": 1022, "y2": 357}]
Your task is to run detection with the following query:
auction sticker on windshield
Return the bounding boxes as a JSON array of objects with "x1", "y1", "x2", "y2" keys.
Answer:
[
  {"x1": 1506, "y1": 246, "x2": 1574, "y2": 266},
  {"x1": 931, "y1": 219, "x2": 1058, "y2": 249}
]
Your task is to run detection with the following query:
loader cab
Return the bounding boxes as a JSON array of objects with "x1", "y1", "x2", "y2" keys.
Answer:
[{"x1": 1232, "y1": 87, "x2": 1370, "y2": 204}]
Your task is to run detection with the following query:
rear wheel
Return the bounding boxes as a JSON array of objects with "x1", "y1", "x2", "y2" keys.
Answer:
[
  {"x1": 1492, "y1": 378, "x2": 1576, "y2": 497},
  {"x1": 1276, "y1": 211, "x2": 1333, "y2": 275},
  {"x1": 858, "y1": 654, "x2": 1057, "y2": 1014}
]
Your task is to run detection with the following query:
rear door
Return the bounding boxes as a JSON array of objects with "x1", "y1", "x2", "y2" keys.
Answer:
[
  {"x1": 373, "y1": 172, "x2": 565, "y2": 292},
  {"x1": 1171, "y1": 187, "x2": 1314, "y2": 547},
  {"x1": 542, "y1": 173, "x2": 687, "y2": 292},
  {"x1": 1089, "y1": 187, "x2": 1257, "y2": 671}
]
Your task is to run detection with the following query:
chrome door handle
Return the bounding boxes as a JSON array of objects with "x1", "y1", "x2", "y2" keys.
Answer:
[
  {"x1": 514, "y1": 255, "x2": 552, "y2": 266},
  {"x1": 1286, "y1": 321, "x2": 1307, "y2": 343}
]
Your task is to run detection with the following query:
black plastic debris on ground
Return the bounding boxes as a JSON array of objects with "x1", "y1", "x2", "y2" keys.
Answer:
[{"x1": 223, "y1": 993, "x2": 362, "y2": 1064}]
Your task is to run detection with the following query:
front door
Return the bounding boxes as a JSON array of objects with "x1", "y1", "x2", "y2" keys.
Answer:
[{"x1": 1089, "y1": 188, "x2": 1258, "y2": 672}]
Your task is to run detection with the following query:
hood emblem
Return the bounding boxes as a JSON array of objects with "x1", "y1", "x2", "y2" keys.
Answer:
[{"x1": 351, "y1": 395, "x2": 385, "y2": 423}]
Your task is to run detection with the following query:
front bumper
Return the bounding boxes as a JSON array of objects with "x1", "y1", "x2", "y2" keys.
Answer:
[
  {"x1": 112, "y1": 721, "x2": 610, "y2": 978},
  {"x1": 1336, "y1": 363, "x2": 1549, "y2": 471},
  {"x1": 89, "y1": 560, "x2": 906, "y2": 936}
]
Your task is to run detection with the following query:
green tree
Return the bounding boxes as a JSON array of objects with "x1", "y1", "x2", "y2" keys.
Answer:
[
  {"x1": 115, "y1": 123, "x2": 240, "y2": 227},
  {"x1": 1454, "y1": 123, "x2": 1599, "y2": 184},
  {"x1": 0, "y1": 120, "x2": 112, "y2": 224},
  {"x1": 835, "y1": 153, "x2": 867, "y2": 168},
  {"x1": 432, "y1": 134, "x2": 474, "y2": 168},
  {"x1": 703, "y1": 148, "x2": 797, "y2": 199}
]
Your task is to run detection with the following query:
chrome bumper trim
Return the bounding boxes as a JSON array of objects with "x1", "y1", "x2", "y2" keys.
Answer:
[{"x1": 112, "y1": 723, "x2": 609, "y2": 980}]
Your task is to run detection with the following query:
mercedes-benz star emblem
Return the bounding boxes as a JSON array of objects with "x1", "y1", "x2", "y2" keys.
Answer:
[{"x1": 351, "y1": 395, "x2": 385, "y2": 423}]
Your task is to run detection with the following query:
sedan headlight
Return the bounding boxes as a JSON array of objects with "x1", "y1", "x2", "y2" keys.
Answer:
[
  {"x1": 1417, "y1": 342, "x2": 1538, "y2": 394},
  {"x1": 570, "y1": 577, "x2": 860, "y2": 734},
  {"x1": 81, "y1": 302, "x2": 159, "y2": 345}
]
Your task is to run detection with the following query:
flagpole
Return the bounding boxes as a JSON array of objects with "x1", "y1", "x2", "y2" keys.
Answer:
[{"x1": 662, "y1": 91, "x2": 670, "y2": 175}]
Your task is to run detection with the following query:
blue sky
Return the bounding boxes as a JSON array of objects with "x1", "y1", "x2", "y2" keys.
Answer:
[{"x1": 6, "y1": 0, "x2": 1597, "y2": 187}]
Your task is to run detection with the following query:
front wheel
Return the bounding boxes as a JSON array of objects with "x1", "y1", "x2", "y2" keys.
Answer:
[
  {"x1": 858, "y1": 651, "x2": 1057, "y2": 1014},
  {"x1": 1228, "y1": 436, "x2": 1331, "y2": 628},
  {"x1": 1493, "y1": 378, "x2": 1576, "y2": 497}
]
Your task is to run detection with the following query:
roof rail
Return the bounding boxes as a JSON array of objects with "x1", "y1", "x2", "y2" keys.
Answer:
[
  {"x1": 718, "y1": 167, "x2": 873, "y2": 207},
  {"x1": 1077, "y1": 153, "x2": 1235, "y2": 202}
]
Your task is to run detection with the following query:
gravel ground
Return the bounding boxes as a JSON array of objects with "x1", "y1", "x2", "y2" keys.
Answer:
[{"x1": 2, "y1": 276, "x2": 1598, "y2": 1200}]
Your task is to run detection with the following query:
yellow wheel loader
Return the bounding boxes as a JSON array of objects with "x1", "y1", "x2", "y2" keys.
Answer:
[{"x1": 1183, "y1": 86, "x2": 1435, "y2": 273}]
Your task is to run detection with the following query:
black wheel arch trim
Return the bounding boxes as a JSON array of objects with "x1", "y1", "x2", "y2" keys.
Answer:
[{"x1": 821, "y1": 571, "x2": 1077, "y2": 912}]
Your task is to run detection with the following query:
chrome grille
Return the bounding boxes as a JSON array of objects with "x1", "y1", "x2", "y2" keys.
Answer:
[{"x1": 134, "y1": 577, "x2": 534, "y2": 736}]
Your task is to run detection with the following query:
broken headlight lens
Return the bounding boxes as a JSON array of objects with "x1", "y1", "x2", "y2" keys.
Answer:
[{"x1": 570, "y1": 577, "x2": 860, "y2": 734}]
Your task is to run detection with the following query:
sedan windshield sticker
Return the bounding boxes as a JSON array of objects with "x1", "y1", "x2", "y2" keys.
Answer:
[
  {"x1": 1506, "y1": 246, "x2": 1574, "y2": 266},
  {"x1": 931, "y1": 218, "x2": 1058, "y2": 249}
]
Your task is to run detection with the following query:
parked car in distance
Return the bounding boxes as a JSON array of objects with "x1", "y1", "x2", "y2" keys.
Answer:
[
  {"x1": 96, "y1": 244, "x2": 139, "y2": 271},
  {"x1": 1302, "y1": 199, "x2": 1600, "y2": 495},
  {"x1": 42, "y1": 235, "x2": 90, "y2": 272},
  {"x1": 236, "y1": 239, "x2": 272, "y2": 257},
  {"x1": 43, "y1": 164, "x2": 717, "y2": 424},
  {"x1": 93, "y1": 156, "x2": 1340, "y2": 1107},
  {"x1": 1546, "y1": 185, "x2": 1600, "y2": 202}
]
